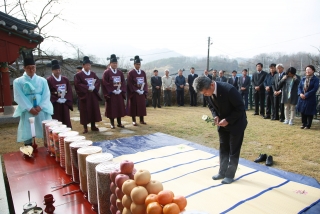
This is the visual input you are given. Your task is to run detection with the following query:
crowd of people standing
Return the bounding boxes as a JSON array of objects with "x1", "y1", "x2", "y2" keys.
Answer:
[
  {"x1": 12, "y1": 50, "x2": 320, "y2": 146},
  {"x1": 151, "y1": 63, "x2": 319, "y2": 129}
]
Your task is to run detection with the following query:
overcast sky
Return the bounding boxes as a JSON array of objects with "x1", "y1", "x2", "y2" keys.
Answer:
[{"x1": 7, "y1": 0, "x2": 320, "y2": 61}]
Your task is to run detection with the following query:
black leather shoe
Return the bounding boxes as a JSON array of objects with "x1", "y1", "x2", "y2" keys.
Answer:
[
  {"x1": 271, "y1": 118, "x2": 276, "y2": 120},
  {"x1": 300, "y1": 125, "x2": 305, "y2": 129},
  {"x1": 266, "y1": 155, "x2": 273, "y2": 166},
  {"x1": 254, "y1": 154, "x2": 267, "y2": 163},
  {"x1": 253, "y1": 113, "x2": 259, "y2": 115},
  {"x1": 304, "y1": 127, "x2": 310, "y2": 129},
  {"x1": 279, "y1": 119, "x2": 284, "y2": 122},
  {"x1": 264, "y1": 116, "x2": 271, "y2": 119}
]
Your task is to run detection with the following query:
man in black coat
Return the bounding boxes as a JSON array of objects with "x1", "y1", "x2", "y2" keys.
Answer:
[
  {"x1": 272, "y1": 64, "x2": 285, "y2": 121},
  {"x1": 216, "y1": 70, "x2": 228, "y2": 82},
  {"x1": 193, "y1": 76, "x2": 247, "y2": 184},
  {"x1": 263, "y1": 63, "x2": 277, "y2": 119},
  {"x1": 203, "y1": 70, "x2": 212, "y2": 107},
  {"x1": 227, "y1": 70, "x2": 239, "y2": 90},
  {"x1": 252, "y1": 63, "x2": 267, "y2": 116},
  {"x1": 151, "y1": 69, "x2": 162, "y2": 108},
  {"x1": 188, "y1": 67, "x2": 198, "y2": 106},
  {"x1": 238, "y1": 69, "x2": 251, "y2": 110}
]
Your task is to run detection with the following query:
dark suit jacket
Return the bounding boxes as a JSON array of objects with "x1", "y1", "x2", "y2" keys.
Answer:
[
  {"x1": 188, "y1": 74, "x2": 198, "y2": 91},
  {"x1": 216, "y1": 76, "x2": 227, "y2": 82},
  {"x1": 272, "y1": 73, "x2": 285, "y2": 97},
  {"x1": 203, "y1": 74, "x2": 212, "y2": 80},
  {"x1": 205, "y1": 82, "x2": 247, "y2": 135},
  {"x1": 227, "y1": 76, "x2": 239, "y2": 90},
  {"x1": 252, "y1": 71, "x2": 267, "y2": 92},
  {"x1": 151, "y1": 75, "x2": 162, "y2": 91},
  {"x1": 238, "y1": 76, "x2": 251, "y2": 94}
]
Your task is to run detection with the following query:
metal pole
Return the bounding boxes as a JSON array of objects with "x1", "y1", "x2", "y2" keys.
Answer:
[{"x1": 207, "y1": 37, "x2": 210, "y2": 71}]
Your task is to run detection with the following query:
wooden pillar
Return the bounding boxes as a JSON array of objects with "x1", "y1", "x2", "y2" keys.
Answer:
[{"x1": 0, "y1": 63, "x2": 14, "y2": 115}]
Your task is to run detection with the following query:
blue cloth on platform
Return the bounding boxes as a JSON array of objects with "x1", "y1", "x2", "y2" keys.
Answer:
[{"x1": 13, "y1": 72, "x2": 53, "y2": 142}]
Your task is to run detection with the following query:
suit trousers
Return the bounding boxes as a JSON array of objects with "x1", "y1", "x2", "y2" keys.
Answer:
[
  {"x1": 189, "y1": 89, "x2": 197, "y2": 106},
  {"x1": 176, "y1": 90, "x2": 184, "y2": 106},
  {"x1": 301, "y1": 113, "x2": 314, "y2": 128},
  {"x1": 152, "y1": 89, "x2": 161, "y2": 107},
  {"x1": 274, "y1": 95, "x2": 285, "y2": 120},
  {"x1": 254, "y1": 90, "x2": 265, "y2": 115},
  {"x1": 163, "y1": 90, "x2": 172, "y2": 106},
  {"x1": 218, "y1": 128, "x2": 244, "y2": 178},
  {"x1": 265, "y1": 92, "x2": 274, "y2": 117},
  {"x1": 240, "y1": 92, "x2": 248, "y2": 110}
]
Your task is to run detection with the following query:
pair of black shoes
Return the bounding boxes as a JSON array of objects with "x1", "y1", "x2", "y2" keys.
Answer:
[{"x1": 254, "y1": 154, "x2": 273, "y2": 166}]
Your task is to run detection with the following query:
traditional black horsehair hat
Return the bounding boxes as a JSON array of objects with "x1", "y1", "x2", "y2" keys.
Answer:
[{"x1": 130, "y1": 55, "x2": 143, "y2": 64}]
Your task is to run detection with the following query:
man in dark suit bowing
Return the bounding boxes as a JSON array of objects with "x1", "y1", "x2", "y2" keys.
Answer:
[
  {"x1": 188, "y1": 67, "x2": 198, "y2": 106},
  {"x1": 193, "y1": 76, "x2": 247, "y2": 184},
  {"x1": 151, "y1": 69, "x2": 162, "y2": 108}
]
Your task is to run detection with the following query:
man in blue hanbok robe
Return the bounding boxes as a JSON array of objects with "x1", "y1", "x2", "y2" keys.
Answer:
[{"x1": 13, "y1": 50, "x2": 53, "y2": 146}]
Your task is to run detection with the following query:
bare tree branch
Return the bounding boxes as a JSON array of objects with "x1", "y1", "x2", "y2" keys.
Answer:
[{"x1": 18, "y1": 0, "x2": 28, "y2": 21}]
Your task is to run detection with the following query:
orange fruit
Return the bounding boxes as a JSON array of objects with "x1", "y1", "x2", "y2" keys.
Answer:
[
  {"x1": 146, "y1": 202, "x2": 163, "y2": 214},
  {"x1": 172, "y1": 195, "x2": 187, "y2": 211},
  {"x1": 157, "y1": 190, "x2": 174, "y2": 206},
  {"x1": 145, "y1": 194, "x2": 158, "y2": 206},
  {"x1": 163, "y1": 203, "x2": 180, "y2": 214}
]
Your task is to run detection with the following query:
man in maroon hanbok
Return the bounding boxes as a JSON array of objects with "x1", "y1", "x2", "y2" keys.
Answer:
[
  {"x1": 127, "y1": 55, "x2": 148, "y2": 126},
  {"x1": 47, "y1": 60, "x2": 73, "y2": 128},
  {"x1": 102, "y1": 54, "x2": 126, "y2": 129},
  {"x1": 74, "y1": 56, "x2": 102, "y2": 133}
]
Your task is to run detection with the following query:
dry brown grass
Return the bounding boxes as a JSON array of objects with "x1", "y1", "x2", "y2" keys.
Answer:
[{"x1": 1, "y1": 105, "x2": 320, "y2": 182}]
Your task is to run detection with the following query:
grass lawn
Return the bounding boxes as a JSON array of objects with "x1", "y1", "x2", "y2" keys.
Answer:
[{"x1": 1, "y1": 105, "x2": 320, "y2": 183}]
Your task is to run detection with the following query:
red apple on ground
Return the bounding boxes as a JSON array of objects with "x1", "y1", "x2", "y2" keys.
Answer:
[
  {"x1": 116, "y1": 198, "x2": 124, "y2": 211},
  {"x1": 134, "y1": 169, "x2": 151, "y2": 186},
  {"x1": 120, "y1": 160, "x2": 134, "y2": 174},
  {"x1": 110, "y1": 182, "x2": 116, "y2": 194},
  {"x1": 122, "y1": 179, "x2": 138, "y2": 196},
  {"x1": 145, "y1": 180, "x2": 163, "y2": 194},
  {"x1": 115, "y1": 187, "x2": 125, "y2": 200},
  {"x1": 110, "y1": 204, "x2": 117, "y2": 214},
  {"x1": 110, "y1": 194, "x2": 117, "y2": 207},
  {"x1": 115, "y1": 174, "x2": 130, "y2": 189},
  {"x1": 110, "y1": 169, "x2": 121, "y2": 183}
]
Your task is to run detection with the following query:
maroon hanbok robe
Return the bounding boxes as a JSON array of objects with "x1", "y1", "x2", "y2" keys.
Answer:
[
  {"x1": 102, "y1": 68, "x2": 126, "y2": 118},
  {"x1": 127, "y1": 69, "x2": 148, "y2": 117},
  {"x1": 74, "y1": 70, "x2": 102, "y2": 125},
  {"x1": 47, "y1": 75, "x2": 73, "y2": 128}
]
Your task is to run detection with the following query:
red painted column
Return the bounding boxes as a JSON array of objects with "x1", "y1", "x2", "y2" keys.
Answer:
[{"x1": 0, "y1": 65, "x2": 12, "y2": 106}]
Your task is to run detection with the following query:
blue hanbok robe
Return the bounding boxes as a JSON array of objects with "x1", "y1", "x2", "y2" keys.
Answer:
[{"x1": 13, "y1": 72, "x2": 53, "y2": 142}]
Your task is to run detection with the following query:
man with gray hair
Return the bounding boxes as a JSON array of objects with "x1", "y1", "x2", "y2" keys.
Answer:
[
  {"x1": 193, "y1": 76, "x2": 247, "y2": 184},
  {"x1": 162, "y1": 69, "x2": 173, "y2": 106},
  {"x1": 272, "y1": 63, "x2": 285, "y2": 121}
]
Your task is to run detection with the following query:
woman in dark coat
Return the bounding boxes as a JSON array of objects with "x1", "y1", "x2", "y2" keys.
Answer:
[
  {"x1": 296, "y1": 65, "x2": 319, "y2": 129},
  {"x1": 279, "y1": 67, "x2": 300, "y2": 125}
]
